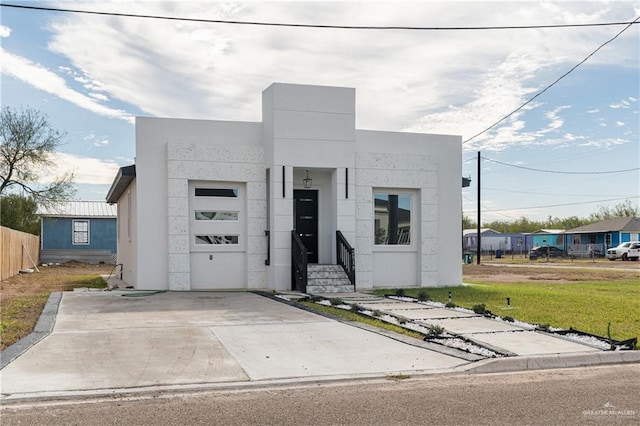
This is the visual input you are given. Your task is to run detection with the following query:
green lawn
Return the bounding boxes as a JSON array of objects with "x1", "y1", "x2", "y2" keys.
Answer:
[{"x1": 374, "y1": 280, "x2": 640, "y2": 344}]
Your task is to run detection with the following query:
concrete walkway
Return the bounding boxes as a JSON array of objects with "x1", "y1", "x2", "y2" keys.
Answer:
[
  {"x1": 357, "y1": 299, "x2": 600, "y2": 356},
  {"x1": 1, "y1": 290, "x2": 638, "y2": 403}
]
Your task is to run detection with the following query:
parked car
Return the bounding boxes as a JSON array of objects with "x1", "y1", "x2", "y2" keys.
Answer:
[
  {"x1": 626, "y1": 243, "x2": 640, "y2": 261},
  {"x1": 529, "y1": 246, "x2": 564, "y2": 258},
  {"x1": 606, "y1": 241, "x2": 640, "y2": 261}
]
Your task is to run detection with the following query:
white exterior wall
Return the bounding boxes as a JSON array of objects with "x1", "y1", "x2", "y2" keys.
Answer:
[
  {"x1": 355, "y1": 130, "x2": 462, "y2": 288},
  {"x1": 135, "y1": 118, "x2": 263, "y2": 290},
  {"x1": 127, "y1": 83, "x2": 461, "y2": 291},
  {"x1": 116, "y1": 182, "x2": 137, "y2": 285},
  {"x1": 263, "y1": 83, "x2": 356, "y2": 290}
]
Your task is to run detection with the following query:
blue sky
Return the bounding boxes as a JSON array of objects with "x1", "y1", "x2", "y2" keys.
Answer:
[{"x1": 1, "y1": 0, "x2": 638, "y2": 223}]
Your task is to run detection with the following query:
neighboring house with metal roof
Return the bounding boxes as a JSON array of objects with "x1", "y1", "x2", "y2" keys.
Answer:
[
  {"x1": 462, "y1": 229, "x2": 530, "y2": 254},
  {"x1": 564, "y1": 217, "x2": 640, "y2": 255},
  {"x1": 37, "y1": 201, "x2": 117, "y2": 264}
]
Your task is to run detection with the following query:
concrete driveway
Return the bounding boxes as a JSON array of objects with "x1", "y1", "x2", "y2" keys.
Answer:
[{"x1": 0, "y1": 291, "x2": 466, "y2": 399}]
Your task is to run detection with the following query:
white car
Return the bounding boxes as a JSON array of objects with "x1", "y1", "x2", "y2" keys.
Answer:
[
  {"x1": 606, "y1": 241, "x2": 640, "y2": 261},
  {"x1": 627, "y1": 243, "x2": 640, "y2": 261}
]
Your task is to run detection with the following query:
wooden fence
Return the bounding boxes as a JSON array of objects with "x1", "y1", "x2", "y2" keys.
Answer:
[{"x1": 1, "y1": 226, "x2": 40, "y2": 281}]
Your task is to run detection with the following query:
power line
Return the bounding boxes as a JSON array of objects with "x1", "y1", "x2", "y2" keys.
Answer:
[
  {"x1": 463, "y1": 15, "x2": 640, "y2": 144},
  {"x1": 483, "y1": 157, "x2": 640, "y2": 175},
  {"x1": 482, "y1": 187, "x2": 635, "y2": 198},
  {"x1": 477, "y1": 195, "x2": 640, "y2": 213},
  {"x1": 2, "y1": 3, "x2": 639, "y2": 31}
]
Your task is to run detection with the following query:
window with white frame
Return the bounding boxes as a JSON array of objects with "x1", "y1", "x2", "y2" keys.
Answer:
[
  {"x1": 374, "y1": 192, "x2": 412, "y2": 245},
  {"x1": 73, "y1": 220, "x2": 90, "y2": 245}
]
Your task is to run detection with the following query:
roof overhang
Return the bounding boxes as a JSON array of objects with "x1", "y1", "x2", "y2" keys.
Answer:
[{"x1": 106, "y1": 165, "x2": 136, "y2": 204}]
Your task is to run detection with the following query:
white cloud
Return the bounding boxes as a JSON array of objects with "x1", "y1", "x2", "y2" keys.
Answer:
[
  {"x1": 0, "y1": 25, "x2": 11, "y2": 38},
  {"x1": 539, "y1": 105, "x2": 571, "y2": 133},
  {"x1": 39, "y1": 153, "x2": 121, "y2": 185},
  {"x1": 0, "y1": 48, "x2": 134, "y2": 123},
  {"x1": 587, "y1": 108, "x2": 599, "y2": 113},
  {"x1": 58, "y1": 65, "x2": 109, "y2": 94},
  {"x1": 610, "y1": 97, "x2": 637, "y2": 109},
  {"x1": 41, "y1": 0, "x2": 638, "y2": 136},
  {"x1": 610, "y1": 100, "x2": 629, "y2": 109},
  {"x1": 577, "y1": 137, "x2": 627, "y2": 148},
  {"x1": 615, "y1": 121, "x2": 625, "y2": 127},
  {"x1": 89, "y1": 92, "x2": 109, "y2": 101},
  {"x1": 563, "y1": 133, "x2": 585, "y2": 141},
  {"x1": 83, "y1": 133, "x2": 110, "y2": 147}
]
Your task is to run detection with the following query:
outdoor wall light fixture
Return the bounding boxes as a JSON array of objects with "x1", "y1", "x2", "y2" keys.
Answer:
[{"x1": 303, "y1": 170, "x2": 312, "y2": 188}]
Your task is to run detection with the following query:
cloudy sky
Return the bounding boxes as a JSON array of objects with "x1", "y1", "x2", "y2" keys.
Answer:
[{"x1": 1, "y1": 0, "x2": 638, "y2": 222}]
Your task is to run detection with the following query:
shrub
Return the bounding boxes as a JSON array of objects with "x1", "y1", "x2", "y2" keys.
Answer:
[
  {"x1": 350, "y1": 304, "x2": 361, "y2": 313},
  {"x1": 417, "y1": 290, "x2": 430, "y2": 302},
  {"x1": 472, "y1": 303, "x2": 487, "y2": 314},
  {"x1": 329, "y1": 298, "x2": 344, "y2": 306},
  {"x1": 426, "y1": 324, "x2": 445, "y2": 337},
  {"x1": 395, "y1": 288, "x2": 406, "y2": 297},
  {"x1": 445, "y1": 302, "x2": 457, "y2": 308},
  {"x1": 372, "y1": 310, "x2": 383, "y2": 317},
  {"x1": 537, "y1": 323, "x2": 550, "y2": 331},
  {"x1": 502, "y1": 316, "x2": 515, "y2": 322}
]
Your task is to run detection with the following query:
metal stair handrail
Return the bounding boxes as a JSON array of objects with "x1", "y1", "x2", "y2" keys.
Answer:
[
  {"x1": 291, "y1": 230, "x2": 308, "y2": 293},
  {"x1": 336, "y1": 230, "x2": 356, "y2": 290}
]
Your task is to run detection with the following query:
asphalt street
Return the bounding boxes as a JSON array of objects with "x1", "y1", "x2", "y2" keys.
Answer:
[{"x1": 2, "y1": 364, "x2": 638, "y2": 425}]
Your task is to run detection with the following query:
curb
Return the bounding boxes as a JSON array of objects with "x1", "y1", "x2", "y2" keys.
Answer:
[
  {"x1": 3, "y1": 352, "x2": 639, "y2": 406},
  {"x1": 459, "y1": 350, "x2": 640, "y2": 374},
  {"x1": 0, "y1": 292, "x2": 61, "y2": 370}
]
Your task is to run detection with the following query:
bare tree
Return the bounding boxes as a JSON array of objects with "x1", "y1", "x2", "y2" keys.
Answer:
[
  {"x1": 589, "y1": 200, "x2": 640, "y2": 221},
  {"x1": 0, "y1": 107, "x2": 75, "y2": 205}
]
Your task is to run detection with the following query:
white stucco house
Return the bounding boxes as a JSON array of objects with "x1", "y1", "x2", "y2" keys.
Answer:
[{"x1": 106, "y1": 83, "x2": 463, "y2": 293}]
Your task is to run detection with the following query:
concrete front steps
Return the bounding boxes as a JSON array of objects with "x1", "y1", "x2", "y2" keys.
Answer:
[{"x1": 307, "y1": 264, "x2": 355, "y2": 293}]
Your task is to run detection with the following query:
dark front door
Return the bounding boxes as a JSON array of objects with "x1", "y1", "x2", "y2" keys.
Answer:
[{"x1": 294, "y1": 189, "x2": 318, "y2": 263}]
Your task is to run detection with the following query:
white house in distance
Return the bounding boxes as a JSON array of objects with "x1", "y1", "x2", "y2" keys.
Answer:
[{"x1": 106, "y1": 83, "x2": 462, "y2": 293}]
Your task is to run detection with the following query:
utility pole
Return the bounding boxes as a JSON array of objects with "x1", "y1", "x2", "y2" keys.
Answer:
[{"x1": 476, "y1": 151, "x2": 481, "y2": 265}]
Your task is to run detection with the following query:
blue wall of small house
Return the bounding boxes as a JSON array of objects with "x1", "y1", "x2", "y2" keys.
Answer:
[
  {"x1": 621, "y1": 232, "x2": 640, "y2": 243},
  {"x1": 42, "y1": 217, "x2": 116, "y2": 252},
  {"x1": 565, "y1": 232, "x2": 640, "y2": 248},
  {"x1": 531, "y1": 234, "x2": 565, "y2": 249},
  {"x1": 566, "y1": 233, "x2": 606, "y2": 246}
]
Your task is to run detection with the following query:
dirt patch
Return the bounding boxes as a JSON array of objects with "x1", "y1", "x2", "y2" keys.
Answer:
[
  {"x1": 463, "y1": 262, "x2": 640, "y2": 283},
  {"x1": 1, "y1": 261, "x2": 115, "y2": 300}
]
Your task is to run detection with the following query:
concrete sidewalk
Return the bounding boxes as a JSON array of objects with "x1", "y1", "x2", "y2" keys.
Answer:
[{"x1": 1, "y1": 291, "x2": 638, "y2": 403}]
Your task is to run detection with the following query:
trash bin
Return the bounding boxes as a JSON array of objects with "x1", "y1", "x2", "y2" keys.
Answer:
[
  {"x1": 463, "y1": 253, "x2": 473, "y2": 264},
  {"x1": 496, "y1": 250, "x2": 503, "y2": 259}
]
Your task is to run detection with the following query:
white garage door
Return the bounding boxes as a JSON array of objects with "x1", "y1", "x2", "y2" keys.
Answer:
[{"x1": 189, "y1": 181, "x2": 246, "y2": 290}]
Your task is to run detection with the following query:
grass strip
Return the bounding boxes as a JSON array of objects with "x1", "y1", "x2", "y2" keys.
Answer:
[
  {"x1": 298, "y1": 301, "x2": 424, "y2": 340},
  {"x1": 63, "y1": 275, "x2": 108, "y2": 291},
  {"x1": 0, "y1": 293, "x2": 49, "y2": 351},
  {"x1": 1, "y1": 275, "x2": 107, "y2": 350}
]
